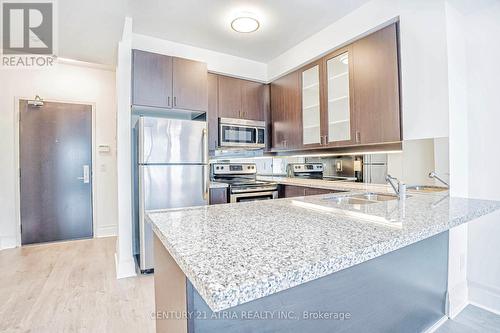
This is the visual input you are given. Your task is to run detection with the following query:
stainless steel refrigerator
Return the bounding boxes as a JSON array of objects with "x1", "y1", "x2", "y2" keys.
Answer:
[
  {"x1": 134, "y1": 116, "x2": 209, "y2": 273},
  {"x1": 363, "y1": 154, "x2": 388, "y2": 184}
]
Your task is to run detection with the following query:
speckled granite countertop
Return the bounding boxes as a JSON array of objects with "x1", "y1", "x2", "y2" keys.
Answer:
[
  {"x1": 147, "y1": 186, "x2": 500, "y2": 312},
  {"x1": 257, "y1": 175, "x2": 446, "y2": 193}
]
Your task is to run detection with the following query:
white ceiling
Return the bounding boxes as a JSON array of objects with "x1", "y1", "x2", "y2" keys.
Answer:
[{"x1": 58, "y1": 0, "x2": 371, "y2": 66}]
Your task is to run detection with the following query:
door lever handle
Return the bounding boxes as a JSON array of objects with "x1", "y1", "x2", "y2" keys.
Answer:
[{"x1": 78, "y1": 165, "x2": 90, "y2": 183}]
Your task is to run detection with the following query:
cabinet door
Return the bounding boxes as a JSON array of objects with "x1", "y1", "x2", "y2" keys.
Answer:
[
  {"x1": 301, "y1": 62, "x2": 322, "y2": 147},
  {"x1": 207, "y1": 73, "x2": 218, "y2": 151},
  {"x1": 352, "y1": 24, "x2": 401, "y2": 144},
  {"x1": 218, "y1": 75, "x2": 242, "y2": 119},
  {"x1": 209, "y1": 188, "x2": 227, "y2": 205},
  {"x1": 132, "y1": 50, "x2": 172, "y2": 108},
  {"x1": 280, "y1": 185, "x2": 305, "y2": 198},
  {"x1": 241, "y1": 80, "x2": 265, "y2": 120},
  {"x1": 172, "y1": 57, "x2": 208, "y2": 112},
  {"x1": 271, "y1": 71, "x2": 302, "y2": 150},
  {"x1": 303, "y1": 187, "x2": 336, "y2": 196},
  {"x1": 325, "y1": 46, "x2": 355, "y2": 146}
]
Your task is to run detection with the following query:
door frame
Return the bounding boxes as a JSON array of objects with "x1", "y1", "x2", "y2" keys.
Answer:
[{"x1": 13, "y1": 97, "x2": 97, "y2": 246}]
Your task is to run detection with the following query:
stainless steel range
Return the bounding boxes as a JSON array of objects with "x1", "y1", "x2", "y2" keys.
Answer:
[
  {"x1": 286, "y1": 163, "x2": 324, "y2": 179},
  {"x1": 211, "y1": 163, "x2": 278, "y2": 203}
]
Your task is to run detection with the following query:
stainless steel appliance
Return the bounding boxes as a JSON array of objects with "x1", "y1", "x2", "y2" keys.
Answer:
[
  {"x1": 211, "y1": 163, "x2": 277, "y2": 203},
  {"x1": 219, "y1": 118, "x2": 266, "y2": 149},
  {"x1": 363, "y1": 154, "x2": 388, "y2": 184},
  {"x1": 286, "y1": 163, "x2": 324, "y2": 179},
  {"x1": 134, "y1": 116, "x2": 209, "y2": 273}
]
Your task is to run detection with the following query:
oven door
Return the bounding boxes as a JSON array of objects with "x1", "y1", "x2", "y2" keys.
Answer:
[{"x1": 230, "y1": 191, "x2": 278, "y2": 203}]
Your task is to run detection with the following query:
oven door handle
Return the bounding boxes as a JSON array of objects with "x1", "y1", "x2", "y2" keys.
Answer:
[
  {"x1": 231, "y1": 187, "x2": 277, "y2": 194},
  {"x1": 230, "y1": 191, "x2": 278, "y2": 203}
]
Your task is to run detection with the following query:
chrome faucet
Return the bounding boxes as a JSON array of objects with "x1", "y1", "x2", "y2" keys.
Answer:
[
  {"x1": 429, "y1": 171, "x2": 449, "y2": 188},
  {"x1": 386, "y1": 174, "x2": 407, "y2": 200}
]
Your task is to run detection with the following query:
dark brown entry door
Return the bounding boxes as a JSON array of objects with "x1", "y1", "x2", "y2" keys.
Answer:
[{"x1": 20, "y1": 100, "x2": 93, "y2": 245}]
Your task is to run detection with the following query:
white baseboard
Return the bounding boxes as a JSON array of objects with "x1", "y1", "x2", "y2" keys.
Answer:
[
  {"x1": 469, "y1": 280, "x2": 500, "y2": 315},
  {"x1": 96, "y1": 224, "x2": 118, "y2": 238},
  {"x1": 115, "y1": 252, "x2": 137, "y2": 279},
  {"x1": 446, "y1": 281, "x2": 469, "y2": 318},
  {"x1": 423, "y1": 316, "x2": 448, "y2": 333},
  {"x1": 0, "y1": 236, "x2": 18, "y2": 250}
]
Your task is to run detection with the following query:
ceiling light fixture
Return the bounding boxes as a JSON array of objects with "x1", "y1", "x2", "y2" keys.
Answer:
[{"x1": 231, "y1": 15, "x2": 260, "y2": 33}]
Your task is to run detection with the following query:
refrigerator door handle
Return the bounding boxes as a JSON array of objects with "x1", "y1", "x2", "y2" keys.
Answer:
[
  {"x1": 202, "y1": 165, "x2": 209, "y2": 200},
  {"x1": 138, "y1": 117, "x2": 145, "y2": 164},
  {"x1": 202, "y1": 128, "x2": 208, "y2": 164},
  {"x1": 202, "y1": 128, "x2": 209, "y2": 201}
]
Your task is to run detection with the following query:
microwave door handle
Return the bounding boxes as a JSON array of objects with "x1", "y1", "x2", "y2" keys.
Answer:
[{"x1": 255, "y1": 127, "x2": 259, "y2": 144}]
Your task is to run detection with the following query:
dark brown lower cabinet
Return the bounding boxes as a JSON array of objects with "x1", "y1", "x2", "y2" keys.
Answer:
[
  {"x1": 279, "y1": 185, "x2": 340, "y2": 198},
  {"x1": 209, "y1": 188, "x2": 228, "y2": 205}
]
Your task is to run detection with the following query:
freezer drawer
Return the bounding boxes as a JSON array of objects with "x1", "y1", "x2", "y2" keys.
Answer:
[
  {"x1": 138, "y1": 164, "x2": 209, "y2": 271},
  {"x1": 138, "y1": 116, "x2": 207, "y2": 164}
]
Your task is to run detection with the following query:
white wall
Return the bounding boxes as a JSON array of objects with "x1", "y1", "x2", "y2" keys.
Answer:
[
  {"x1": 386, "y1": 139, "x2": 437, "y2": 186},
  {"x1": 132, "y1": 33, "x2": 267, "y2": 82},
  {"x1": 115, "y1": 17, "x2": 136, "y2": 279},
  {"x1": 0, "y1": 61, "x2": 118, "y2": 249},
  {"x1": 457, "y1": 0, "x2": 500, "y2": 314},
  {"x1": 267, "y1": 0, "x2": 450, "y2": 141},
  {"x1": 445, "y1": 2, "x2": 469, "y2": 317}
]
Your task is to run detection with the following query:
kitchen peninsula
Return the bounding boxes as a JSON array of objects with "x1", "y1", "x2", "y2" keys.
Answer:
[{"x1": 147, "y1": 185, "x2": 500, "y2": 333}]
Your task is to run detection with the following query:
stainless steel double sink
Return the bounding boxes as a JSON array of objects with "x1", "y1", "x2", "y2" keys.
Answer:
[{"x1": 325, "y1": 192, "x2": 401, "y2": 205}]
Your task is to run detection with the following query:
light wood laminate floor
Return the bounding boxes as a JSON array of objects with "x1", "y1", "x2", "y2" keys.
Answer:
[
  {"x1": 3, "y1": 237, "x2": 500, "y2": 333},
  {"x1": 436, "y1": 305, "x2": 500, "y2": 332},
  {"x1": 0, "y1": 237, "x2": 155, "y2": 333}
]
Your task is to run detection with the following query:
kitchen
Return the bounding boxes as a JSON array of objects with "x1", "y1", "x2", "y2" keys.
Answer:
[
  {"x1": 2, "y1": 1, "x2": 500, "y2": 333},
  {"x1": 127, "y1": 14, "x2": 497, "y2": 333}
]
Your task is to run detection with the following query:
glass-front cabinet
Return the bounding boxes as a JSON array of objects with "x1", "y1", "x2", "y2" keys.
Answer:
[
  {"x1": 301, "y1": 63, "x2": 322, "y2": 146},
  {"x1": 326, "y1": 48, "x2": 352, "y2": 145}
]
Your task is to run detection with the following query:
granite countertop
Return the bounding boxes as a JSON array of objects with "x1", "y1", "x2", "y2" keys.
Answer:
[
  {"x1": 257, "y1": 175, "x2": 446, "y2": 193},
  {"x1": 209, "y1": 181, "x2": 229, "y2": 189},
  {"x1": 147, "y1": 185, "x2": 500, "y2": 313}
]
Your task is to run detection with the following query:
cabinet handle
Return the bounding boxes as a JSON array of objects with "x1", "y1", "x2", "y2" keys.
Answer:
[
  {"x1": 167, "y1": 96, "x2": 170, "y2": 107},
  {"x1": 324, "y1": 135, "x2": 328, "y2": 144},
  {"x1": 174, "y1": 96, "x2": 177, "y2": 107},
  {"x1": 356, "y1": 131, "x2": 361, "y2": 143},
  {"x1": 320, "y1": 136, "x2": 324, "y2": 145}
]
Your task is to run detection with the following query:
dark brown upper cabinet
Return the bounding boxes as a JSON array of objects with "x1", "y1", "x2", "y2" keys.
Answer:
[
  {"x1": 269, "y1": 22, "x2": 401, "y2": 151},
  {"x1": 132, "y1": 50, "x2": 208, "y2": 112},
  {"x1": 351, "y1": 24, "x2": 401, "y2": 145},
  {"x1": 217, "y1": 75, "x2": 242, "y2": 119},
  {"x1": 241, "y1": 80, "x2": 265, "y2": 120},
  {"x1": 270, "y1": 70, "x2": 302, "y2": 150},
  {"x1": 207, "y1": 73, "x2": 218, "y2": 151},
  {"x1": 218, "y1": 75, "x2": 266, "y2": 121},
  {"x1": 172, "y1": 57, "x2": 208, "y2": 112},
  {"x1": 132, "y1": 50, "x2": 172, "y2": 109}
]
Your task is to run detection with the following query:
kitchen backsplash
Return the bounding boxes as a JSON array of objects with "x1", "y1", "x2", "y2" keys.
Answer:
[{"x1": 210, "y1": 138, "x2": 449, "y2": 186}]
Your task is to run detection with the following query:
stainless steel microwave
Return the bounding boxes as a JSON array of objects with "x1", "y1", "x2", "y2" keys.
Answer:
[{"x1": 219, "y1": 118, "x2": 266, "y2": 148}]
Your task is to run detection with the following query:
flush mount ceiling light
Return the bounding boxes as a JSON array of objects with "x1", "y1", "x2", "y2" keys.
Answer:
[{"x1": 231, "y1": 15, "x2": 260, "y2": 33}]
